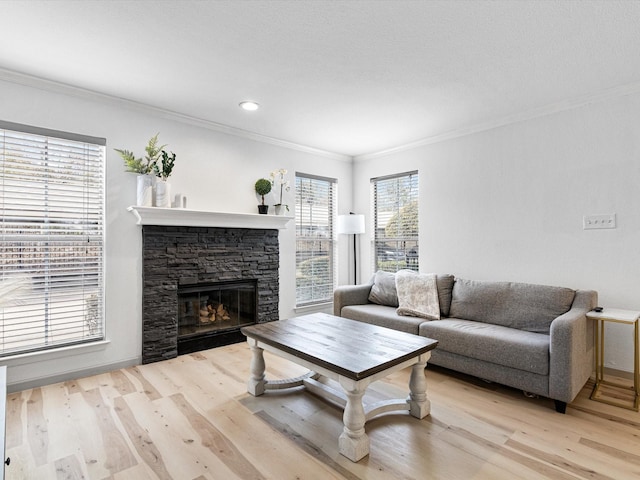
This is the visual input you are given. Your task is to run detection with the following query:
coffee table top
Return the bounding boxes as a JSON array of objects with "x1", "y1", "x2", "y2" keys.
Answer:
[{"x1": 241, "y1": 313, "x2": 438, "y2": 380}]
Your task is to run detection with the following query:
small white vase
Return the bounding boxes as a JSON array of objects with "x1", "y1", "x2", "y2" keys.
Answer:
[
  {"x1": 136, "y1": 174, "x2": 154, "y2": 207},
  {"x1": 154, "y1": 179, "x2": 171, "y2": 208},
  {"x1": 274, "y1": 205, "x2": 283, "y2": 215}
]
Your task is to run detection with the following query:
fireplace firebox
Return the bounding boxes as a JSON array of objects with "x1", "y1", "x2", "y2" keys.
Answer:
[{"x1": 177, "y1": 280, "x2": 257, "y2": 355}]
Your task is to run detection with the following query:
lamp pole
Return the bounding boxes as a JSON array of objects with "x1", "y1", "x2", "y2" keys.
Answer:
[{"x1": 337, "y1": 213, "x2": 365, "y2": 285}]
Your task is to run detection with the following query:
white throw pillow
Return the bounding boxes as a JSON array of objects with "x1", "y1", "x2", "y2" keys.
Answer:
[{"x1": 395, "y1": 271, "x2": 440, "y2": 320}]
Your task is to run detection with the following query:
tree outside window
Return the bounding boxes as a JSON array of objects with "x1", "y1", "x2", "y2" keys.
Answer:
[{"x1": 371, "y1": 171, "x2": 419, "y2": 272}]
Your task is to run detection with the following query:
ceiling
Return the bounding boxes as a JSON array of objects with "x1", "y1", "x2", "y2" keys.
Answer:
[{"x1": 1, "y1": 0, "x2": 640, "y2": 158}]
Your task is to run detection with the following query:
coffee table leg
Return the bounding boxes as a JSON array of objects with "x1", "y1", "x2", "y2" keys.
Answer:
[
  {"x1": 407, "y1": 354, "x2": 430, "y2": 419},
  {"x1": 338, "y1": 377, "x2": 370, "y2": 462},
  {"x1": 247, "y1": 339, "x2": 266, "y2": 396}
]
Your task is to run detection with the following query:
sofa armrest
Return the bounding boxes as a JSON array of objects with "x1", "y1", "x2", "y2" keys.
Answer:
[
  {"x1": 549, "y1": 289, "x2": 597, "y2": 403},
  {"x1": 333, "y1": 284, "x2": 373, "y2": 316}
]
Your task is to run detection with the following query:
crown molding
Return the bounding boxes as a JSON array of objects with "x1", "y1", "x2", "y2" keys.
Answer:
[
  {"x1": 356, "y1": 81, "x2": 640, "y2": 161},
  {"x1": 5, "y1": 67, "x2": 638, "y2": 164},
  {"x1": 0, "y1": 68, "x2": 352, "y2": 162}
]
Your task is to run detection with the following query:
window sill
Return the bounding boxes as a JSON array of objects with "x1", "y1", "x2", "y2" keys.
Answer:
[
  {"x1": 1, "y1": 339, "x2": 111, "y2": 367},
  {"x1": 294, "y1": 302, "x2": 333, "y2": 315}
]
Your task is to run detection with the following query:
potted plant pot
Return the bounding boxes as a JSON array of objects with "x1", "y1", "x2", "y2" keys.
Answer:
[
  {"x1": 155, "y1": 178, "x2": 171, "y2": 208},
  {"x1": 136, "y1": 174, "x2": 154, "y2": 206},
  {"x1": 258, "y1": 205, "x2": 269, "y2": 214}
]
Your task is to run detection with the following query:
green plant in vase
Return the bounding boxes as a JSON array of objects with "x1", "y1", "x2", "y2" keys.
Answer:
[
  {"x1": 115, "y1": 133, "x2": 167, "y2": 206},
  {"x1": 144, "y1": 133, "x2": 166, "y2": 167},
  {"x1": 255, "y1": 178, "x2": 272, "y2": 214},
  {"x1": 115, "y1": 133, "x2": 166, "y2": 174},
  {"x1": 153, "y1": 149, "x2": 176, "y2": 208},
  {"x1": 115, "y1": 148, "x2": 153, "y2": 174},
  {"x1": 153, "y1": 150, "x2": 176, "y2": 180}
]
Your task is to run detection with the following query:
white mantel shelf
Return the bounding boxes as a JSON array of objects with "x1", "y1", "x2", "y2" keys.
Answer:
[{"x1": 127, "y1": 206, "x2": 292, "y2": 230}]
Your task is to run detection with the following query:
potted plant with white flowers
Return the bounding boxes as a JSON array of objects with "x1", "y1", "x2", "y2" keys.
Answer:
[{"x1": 270, "y1": 168, "x2": 290, "y2": 215}]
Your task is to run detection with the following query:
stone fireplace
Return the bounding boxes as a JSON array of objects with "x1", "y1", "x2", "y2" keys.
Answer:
[{"x1": 129, "y1": 207, "x2": 291, "y2": 364}]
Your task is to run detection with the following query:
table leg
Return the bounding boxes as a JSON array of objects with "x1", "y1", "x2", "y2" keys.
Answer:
[
  {"x1": 247, "y1": 339, "x2": 266, "y2": 396},
  {"x1": 599, "y1": 320, "x2": 605, "y2": 384},
  {"x1": 591, "y1": 319, "x2": 604, "y2": 400},
  {"x1": 635, "y1": 320, "x2": 639, "y2": 410},
  {"x1": 407, "y1": 354, "x2": 430, "y2": 419},
  {"x1": 338, "y1": 376, "x2": 370, "y2": 462}
]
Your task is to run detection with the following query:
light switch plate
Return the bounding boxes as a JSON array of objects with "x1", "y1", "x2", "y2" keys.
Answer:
[{"x1": 583, "y1": 214, "x2": 616, "y2": 230}]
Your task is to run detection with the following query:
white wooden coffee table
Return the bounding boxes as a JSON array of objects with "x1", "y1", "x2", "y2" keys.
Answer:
[{"x1": 241, "y1": 313, "x2": 438, "y2": 462}]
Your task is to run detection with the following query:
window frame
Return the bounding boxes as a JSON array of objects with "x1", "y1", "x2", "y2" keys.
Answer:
[
  {"x1": 0, "y1": 120, "x2": 106, "y2": 358},
  {"x1": 371, "y1": 170, "x2": 419, "y2": 273},
  {"x1": 294, "y1": 172, "x2": 337, "y2": 307}
]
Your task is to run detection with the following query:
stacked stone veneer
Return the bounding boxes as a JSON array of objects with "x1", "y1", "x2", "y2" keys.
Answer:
[{"x1": 141, "y1": 225, "x2": 279, "y2": 364}]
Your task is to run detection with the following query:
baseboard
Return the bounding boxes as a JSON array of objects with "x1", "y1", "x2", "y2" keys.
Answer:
[
  {"x1": 603, "y1": 366, "x2": 634, "y2": 381},
  {"x1": 7, "y1": 357, "x2": 140, "y2": 394}
]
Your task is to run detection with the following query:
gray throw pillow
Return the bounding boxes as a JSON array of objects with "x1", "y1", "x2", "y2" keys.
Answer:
[
  {"x1": 368, "y1": 270, "x2": 399, "y2": 307},
  {"x1": 435, "y1": 274, "x2": 455, "y2": 317}
]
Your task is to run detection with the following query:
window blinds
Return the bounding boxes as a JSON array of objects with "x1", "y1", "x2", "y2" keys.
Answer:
[
  {"x1": 295, "y1": 173, "x2": 337, "y2": 306},
  {"x1": 0, "y1": 121, "x2": 105, "y2": 356},
  {"x1": 372, "y1": 171, "x2": 419, "y2": 272}
]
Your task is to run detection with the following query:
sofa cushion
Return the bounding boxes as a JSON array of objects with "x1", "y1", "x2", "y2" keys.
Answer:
[
  {"x1": 419, "y1": 319, "x2": 550, "y2": 375},
  {"x1": 448, "y1": 279, "x2": 575, "y2": 334},
  {"x1": 341, "y1": 304, "x2": 424, "y2": 334},
  {"x1": 396, "y1": 271, "x2": 440, "y2": 319},
  {"x1": 368, "y1": 270, "x2": 399, "y2": 307}
]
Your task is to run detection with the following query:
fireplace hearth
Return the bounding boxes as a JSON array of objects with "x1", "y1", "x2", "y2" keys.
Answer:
[{"x1": 140, "y1": 224, "x2": 280, "y2": 364}]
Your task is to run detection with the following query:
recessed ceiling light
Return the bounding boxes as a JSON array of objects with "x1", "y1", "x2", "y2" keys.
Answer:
[{"x1": 239, "y1": 101, "x2": 260, "y2": 111}]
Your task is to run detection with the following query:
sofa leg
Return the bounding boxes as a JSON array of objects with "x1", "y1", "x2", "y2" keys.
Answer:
[{"x1": 554, "y1": 400, "x2": 567, "y2": 414}]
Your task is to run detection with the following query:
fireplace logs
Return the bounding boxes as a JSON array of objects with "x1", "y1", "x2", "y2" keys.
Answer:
[{"x1": 200, "y1": 301, "x2": 231, "y2": 323}]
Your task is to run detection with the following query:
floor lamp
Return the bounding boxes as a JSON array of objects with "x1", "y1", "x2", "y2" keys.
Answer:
[{"x1": 337, "y1": 213, "x2": 365, "y2": 285}]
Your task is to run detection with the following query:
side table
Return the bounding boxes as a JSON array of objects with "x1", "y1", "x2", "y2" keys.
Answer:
[{"x1": 586, "y1": 308, "x2": 640, "y2": 411}]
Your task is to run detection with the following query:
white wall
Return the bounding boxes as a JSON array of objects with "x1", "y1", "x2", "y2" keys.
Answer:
[
  {"x1": 3, "y1": 74, "x2": 638, "y2": 385},
  {"x1": 354, "y1": 92, "x2": 640, "y2": 373},
  {"x1": 0, "y1": 78, "x2": 352, "y2": 390}
]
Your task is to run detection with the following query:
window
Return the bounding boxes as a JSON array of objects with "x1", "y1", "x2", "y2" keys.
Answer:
[
  {"x1": 295, "y1": 173, "x2": 336, "y2": 306},
  {"x1": 371, "y1": 171, "x2": 419, "y2": 272},
  {"x1": 0, "y1": 121, "x2": 105, "y2": 357}
]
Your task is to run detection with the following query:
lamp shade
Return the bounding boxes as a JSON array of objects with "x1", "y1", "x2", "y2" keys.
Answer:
[{"x1": 337, "y1": 214, "x2": 365, "y2": 235}]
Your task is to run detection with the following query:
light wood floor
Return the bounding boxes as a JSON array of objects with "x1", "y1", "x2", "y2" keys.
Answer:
[{"x1": 4, "y1": 343, "x2": 640, "y2": 479}]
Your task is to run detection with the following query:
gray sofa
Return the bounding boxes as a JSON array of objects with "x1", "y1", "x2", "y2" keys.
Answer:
[{"x1": 333, "y1": 272, "x2": 597, "y2": 413}]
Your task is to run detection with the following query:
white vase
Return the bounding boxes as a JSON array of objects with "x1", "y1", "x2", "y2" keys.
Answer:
[
  {"x1": 274, "y1": 205, "x2": 283, "y2": 215},
  {"x1": 136, "y1": 174, "x2": 154, "y2": 207},
  {"x1": 154, "y1": 179, "x2": 171, "y2": 208}
]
